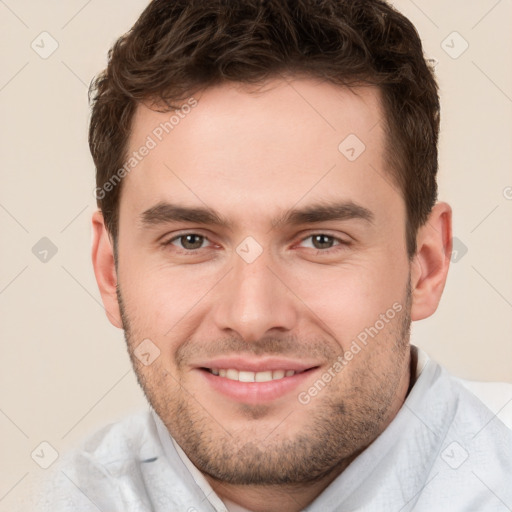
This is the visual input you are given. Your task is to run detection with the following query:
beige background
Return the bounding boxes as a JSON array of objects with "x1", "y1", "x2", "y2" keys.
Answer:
[{"x1": 0, "y1": 0, "x2": 511, "y2": 508}]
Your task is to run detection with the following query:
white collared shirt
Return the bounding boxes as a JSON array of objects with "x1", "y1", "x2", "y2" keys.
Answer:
[{"x1": 32, "y1": 346, "x2": 512, "y2": 511}]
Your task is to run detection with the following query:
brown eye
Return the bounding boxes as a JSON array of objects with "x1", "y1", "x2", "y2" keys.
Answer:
[
  {"x1": 300, "y1": 234, "x2": 343, "y2": 251},
  {"x1": 311, "y1": 234, "x2": 336, "y2": 250},
  {"x1": 169, "y1": 234, "x2": 207, "y2": 250}
]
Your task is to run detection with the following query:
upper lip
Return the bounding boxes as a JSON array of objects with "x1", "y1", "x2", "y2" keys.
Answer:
[{"x1": 194, "y1": 357, "x2": 320, "y2": 373}]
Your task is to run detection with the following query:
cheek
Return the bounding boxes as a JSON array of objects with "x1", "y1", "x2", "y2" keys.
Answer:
[
  {"x1": 291, "y1": 254, "x2": 408, "y2": 347},
  {"x1": 117, "y1": 256, "x2": 217, "y2": 353}
]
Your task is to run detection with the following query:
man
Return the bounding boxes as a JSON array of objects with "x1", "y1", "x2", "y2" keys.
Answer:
[{"x1": 37, "y1": 0, "x2": 512, "y2": 510}]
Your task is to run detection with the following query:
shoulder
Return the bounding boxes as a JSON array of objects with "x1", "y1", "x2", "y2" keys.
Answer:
[
  {"x1": 453, "y1": 376, "x2": 512, "y2": 430},
  {"x1": 410, "y1": 362, "x2": 512, "y2": 510},
  {"x1": 32, "y1": 410, "x2": 163, "y2": 512},
  {"x1": 74, "y1": 409, "x2": 160, "y2": 464},
  {"x1": 414, "y1": 348, "x2": 512, "y2": 432}
]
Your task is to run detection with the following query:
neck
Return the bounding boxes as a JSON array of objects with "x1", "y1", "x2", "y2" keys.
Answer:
[{"x1": 205, "y1": 453, "x2": 360, "y2": 512}]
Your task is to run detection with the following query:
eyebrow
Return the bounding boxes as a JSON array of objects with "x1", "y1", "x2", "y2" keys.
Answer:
[
  {"x1": 139, "y1": 200, "x2": 374, "y2": 230},
  {"x1": 275, "y1": 201, "x2": 374, "y2": 227}
]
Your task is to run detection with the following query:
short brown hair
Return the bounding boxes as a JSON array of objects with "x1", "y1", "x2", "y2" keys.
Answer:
[{"x1": 89, "y1": 0, "x2": 439, "y2": 256}]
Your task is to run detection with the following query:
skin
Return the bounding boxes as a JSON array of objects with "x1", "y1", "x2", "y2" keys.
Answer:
[{"x1": 92, "y1": 77, "x2": 452, "y2": 512}]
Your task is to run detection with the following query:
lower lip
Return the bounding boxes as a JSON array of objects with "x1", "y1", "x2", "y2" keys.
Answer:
[{"x1": 198, "y1": 368, "x2": 318, "y2": 404}]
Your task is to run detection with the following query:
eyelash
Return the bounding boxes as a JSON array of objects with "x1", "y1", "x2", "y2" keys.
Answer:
[{"x1": 164, "y1": 232, "x2": 350, "y2": 254}]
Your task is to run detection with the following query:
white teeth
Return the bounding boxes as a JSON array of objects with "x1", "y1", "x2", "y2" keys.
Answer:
[
  {"x1": 210, "y1": 368, "x2": 296, "y2": 382},
  {"x1": 238, "y1": 371, "x2": 255, "y2": 382},
  {"x1": 272, "y1": 370, "x2": 285, "y2": 380},
  {"x1": 226, "y1": 369, "x2": 238, "y2": 380},
  {"x1": 255, "y1": 371, "x2": 273, "y2": 382}
]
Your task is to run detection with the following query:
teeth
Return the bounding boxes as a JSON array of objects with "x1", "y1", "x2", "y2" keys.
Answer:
[
  {"x1": 255, "y1": 371, "x2": 273, "y2": 382},
  {"x1": 238, "y1": 371, "x2": 255, "y2": 382},
  {"x1": 210, "y1": 368, "x2": 297, "y2": 382},
  {"x1": 226, "y1": 369, "x2": 238, "y2": 380},
  {"x1": 272, "y1": 370, "x2": 285, "y2": 380}
]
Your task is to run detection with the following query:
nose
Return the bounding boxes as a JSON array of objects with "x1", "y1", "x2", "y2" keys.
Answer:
[{"x1": 211, "y1": 248, "x2": 299, "y2": 343}]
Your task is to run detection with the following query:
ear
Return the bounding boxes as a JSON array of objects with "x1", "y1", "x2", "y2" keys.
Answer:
[
  {"x1": 91, "y1": 210, "x2": 123, "y2": 328},
  {"x1": 410, "y1": 202, "x2": 452, "y2": 321}
]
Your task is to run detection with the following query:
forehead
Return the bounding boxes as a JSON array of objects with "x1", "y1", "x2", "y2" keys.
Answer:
[
  {"x1": 120, "y1": 78, "x2": 399, "y2": 227},
  {"x1": 129, "y1": 78, "x2": 384, "y2": 152}
]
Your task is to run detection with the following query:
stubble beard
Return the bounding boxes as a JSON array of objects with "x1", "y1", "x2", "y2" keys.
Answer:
[{"x1": 117, "y1": 282, "x2": 412, "y2": 486}]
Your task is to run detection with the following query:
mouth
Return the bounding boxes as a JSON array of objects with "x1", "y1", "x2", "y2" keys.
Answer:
[
  {"x1": 195, "y1": 359, "x2": 320, "y2": 403},
  {"x1": 201, "y1": 367, "x2": 314, "y2": 382}
]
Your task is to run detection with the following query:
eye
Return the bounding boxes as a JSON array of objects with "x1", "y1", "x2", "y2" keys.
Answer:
[
  {"x1": 299, "y1": 233, "x2": 347, "y2": 251},
  {"x1": 167, "y1": 233, "x2": 211, "y2": 251}
]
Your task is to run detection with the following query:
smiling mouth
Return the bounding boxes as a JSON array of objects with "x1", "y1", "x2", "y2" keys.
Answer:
[{"x1": 201, "y1": 367, "x2": 318, "y2": 382}]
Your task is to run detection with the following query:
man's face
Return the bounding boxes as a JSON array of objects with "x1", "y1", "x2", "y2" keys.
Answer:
[{"x1": 115, "y1": 78, "x2": 412, "y2": 484}]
